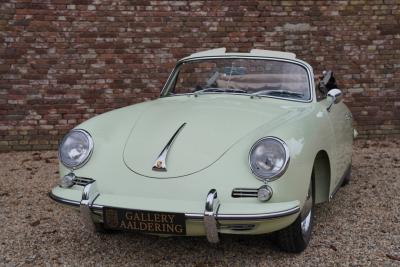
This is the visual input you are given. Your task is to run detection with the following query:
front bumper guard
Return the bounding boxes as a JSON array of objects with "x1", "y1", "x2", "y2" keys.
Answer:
[
  {"x1": 79, "y1": 181, "x2": 100, "y2": 232},
  {"x1": 49, "y1": 184, "x2": 300, "y2": 243},
  {"x1": 204, "y1": 189, "x2": 220, "y2": 243}
]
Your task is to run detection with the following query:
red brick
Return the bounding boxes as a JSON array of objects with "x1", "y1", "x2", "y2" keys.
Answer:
[{"x1": 0, "y1": 0, "x2": 399, "y2": 152}]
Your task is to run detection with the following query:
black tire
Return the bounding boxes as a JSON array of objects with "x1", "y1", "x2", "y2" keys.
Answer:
[
  {"x1": 341, "y1": 166, "x2": 351, "y2": 186},
  {"x1": 94, "y1": 223, "x2": 113, "y2": 234},
  {"x1": 276, "y1": 175, "x2": 315, "y2": 253}
]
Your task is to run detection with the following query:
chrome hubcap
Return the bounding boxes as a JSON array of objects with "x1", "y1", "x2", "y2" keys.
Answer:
[{"x1": 300, "y1": 181, "x2": 313, "y2": 235}]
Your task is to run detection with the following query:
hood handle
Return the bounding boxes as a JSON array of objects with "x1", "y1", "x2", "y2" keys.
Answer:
[{"x1": 152, "y1": 123, "x2": 187, "y2": 172}]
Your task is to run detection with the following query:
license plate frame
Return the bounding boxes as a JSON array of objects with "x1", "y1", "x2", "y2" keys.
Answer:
[{"x1": 102, "y1": 207, "x2": 186, "y2": 235}]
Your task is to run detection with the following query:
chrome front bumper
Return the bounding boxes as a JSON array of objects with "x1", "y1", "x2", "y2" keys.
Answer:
[{"x1": 49, "y1": 181, "x2": 300, "y2": 243}]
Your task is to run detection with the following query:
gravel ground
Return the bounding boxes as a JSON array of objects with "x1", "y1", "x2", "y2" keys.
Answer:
[{"x1": 0, "y1": 139, "x2": 399, "y2": 266}]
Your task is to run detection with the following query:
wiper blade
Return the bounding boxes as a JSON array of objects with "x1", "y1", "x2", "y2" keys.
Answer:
[
  {"x1": 251, "y1": 89, "x2": 304, "y2": 98},
  {"x1": 195, "y1": 87, "x2": 247, "y2": 94}
]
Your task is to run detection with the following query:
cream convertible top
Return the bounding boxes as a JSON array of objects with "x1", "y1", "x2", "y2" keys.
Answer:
[{"x1": 181, "y1": 47, "x2": 297, "y2": 61}]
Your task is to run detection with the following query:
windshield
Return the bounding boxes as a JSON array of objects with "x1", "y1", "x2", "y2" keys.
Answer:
[{"x1": 163, "y1": 58, "x2": 311, "y2": 101}]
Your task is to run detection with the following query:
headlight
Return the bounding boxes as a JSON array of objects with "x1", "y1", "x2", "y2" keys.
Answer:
[
  {"x1": 59, "y1": 129, "x2": 93, "y2": 169},
  {"x1": 249, "y1": 137, "x2": 289, "y2": 181}
]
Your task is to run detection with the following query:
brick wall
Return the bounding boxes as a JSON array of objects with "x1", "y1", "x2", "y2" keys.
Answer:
[{"x1": 1, "y1": 0, "x2": 399, "y2": 151}]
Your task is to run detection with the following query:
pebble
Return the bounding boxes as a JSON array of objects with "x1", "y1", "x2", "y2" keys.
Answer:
[{"x1": 0, "y1": 141, "x2": 399, "y2": 266}]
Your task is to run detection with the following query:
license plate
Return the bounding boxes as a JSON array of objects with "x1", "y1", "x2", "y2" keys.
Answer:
[{"x1": 103, "y1": 207, "x2": 186, "y2": 235}]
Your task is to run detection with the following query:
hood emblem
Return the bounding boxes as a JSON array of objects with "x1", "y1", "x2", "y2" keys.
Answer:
[{"x1": 152, "y1": 123, "x2": 186, "y2": 172}]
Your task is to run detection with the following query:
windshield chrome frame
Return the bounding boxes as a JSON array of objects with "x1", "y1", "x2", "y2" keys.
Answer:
[{"x1": 160, "y1": 56, "x2": 315, "y2": 103}]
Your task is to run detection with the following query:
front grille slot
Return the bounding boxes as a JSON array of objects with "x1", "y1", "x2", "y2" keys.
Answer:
[
  {"x1": 225, "y1": 224, "x2": 255, "y2": 231},
  {"x1": 231, "y1": 188, "x2": 258, "y2": 198},
  {"x1": 73, "y1": 177, "x2": 94, "y2": 186}
]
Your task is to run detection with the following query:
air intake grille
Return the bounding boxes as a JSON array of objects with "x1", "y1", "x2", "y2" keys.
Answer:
[
  {"x1": 226, "y1": 224, "x2": 255, "y2": 231},
  {"x1": 231, "y1": 188, "x2": 258, "y2": 198},
  {"x1": 73, "y1": 177, "x2": 94, "y2": 186}
]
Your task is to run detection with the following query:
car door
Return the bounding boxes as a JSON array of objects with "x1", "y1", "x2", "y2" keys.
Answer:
[{"x1": 321, "y1": 98, "x2": 353, "y2": 188}]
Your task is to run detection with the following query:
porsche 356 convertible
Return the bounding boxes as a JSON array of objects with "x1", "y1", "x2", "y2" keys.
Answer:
[{"x1": 50, "y1": 48, "x2": 355, "y2": 252}]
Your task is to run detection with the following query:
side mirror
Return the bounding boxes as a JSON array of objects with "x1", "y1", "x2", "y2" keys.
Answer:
[{"x1": 326, "y1": 88, "x2": 342, "y2": 112}]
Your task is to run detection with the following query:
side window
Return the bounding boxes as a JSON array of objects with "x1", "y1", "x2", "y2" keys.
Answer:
[
  {"x1": 316, "y1": 70, "x2": 338, "y2": 101},
  {"x1": 315, "y1": 80, "x2": 326, "y2": 101}
]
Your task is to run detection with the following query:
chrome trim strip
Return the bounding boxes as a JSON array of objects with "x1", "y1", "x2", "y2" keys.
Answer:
[
  {"x1": 216, "y1": 206, "x2": 300, "y2": 221},
  {"x1": 152, "y1": 123, "x2": 187, "y2": 172},
  {"x1": 185, "y1": 213, "x2": 204, "y2": 220},
  {"x1": 187, "y1": 206, "x2": 300, "y2": 221},
  {"x1": 204, "y1": 189, "x2": 220, "y2": 243},
  {"x1": 48, "y1": 191, "x2": 103, "y2": 210},
  {"x1": 48, "y1": 191, "x2": 80, "y2": 207},
  {"x1": 49, "y1": 191, "x2": 300, "y2": 222}
]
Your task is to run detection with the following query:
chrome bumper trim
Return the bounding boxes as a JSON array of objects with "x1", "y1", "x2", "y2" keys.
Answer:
[
  {"x1": 217, "y1": 207, "x2": 300, "y2": 221},
  {"x1": 185, "y1": 206, "x2": 300, "y2": 221},
  {"x1": 48, "y1": 190, "x2": 103, "y2": 210},
  {"x1": 204, "y1": 189, "x2": 220, "y2": 243},
  {"x1": 49, "y1": 191, "x2": 80, "y2": 207},
  {"x1": 49, "y1": 192, "x2": 299, "y2": 221},
  {"x1": 49, "y1": 188, "x2": 300, "y2": 242},
  {"x1": 79, "y1": 182, "x2": 100, "y2": 231}
]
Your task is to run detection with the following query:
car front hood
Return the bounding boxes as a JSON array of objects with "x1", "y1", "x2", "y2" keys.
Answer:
[{"x1": 123, "y1": 95, "x2": 296, "y2": 178}]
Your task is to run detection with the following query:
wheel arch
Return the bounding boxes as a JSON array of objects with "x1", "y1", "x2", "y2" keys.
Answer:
[{"x1": 313, "y1": 150, "x2": 331, "y2": 204}]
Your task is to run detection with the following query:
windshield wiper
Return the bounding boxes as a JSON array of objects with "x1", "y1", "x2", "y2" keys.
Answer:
[
  {"x1": 194, "y1": 87, "x2": 247, "y2": 95},
  {"x1": 251, "y1": 89, "x2": 304, "y2": 98}
]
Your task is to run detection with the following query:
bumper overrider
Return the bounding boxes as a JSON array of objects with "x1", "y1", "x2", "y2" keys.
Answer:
[{"x1": 49, "y1": 181, "x2": 300, "y2": 243}]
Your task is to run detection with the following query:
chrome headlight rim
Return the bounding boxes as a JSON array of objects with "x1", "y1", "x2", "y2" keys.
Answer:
[
  {"x1": 58, "y1": 129, "x2": 94, "y2": 170},
  {"x1": 248, "y1": 136, "x2": 290, "y2": 182}
]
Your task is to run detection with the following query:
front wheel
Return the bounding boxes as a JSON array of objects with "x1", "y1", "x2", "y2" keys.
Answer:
[
  {"x1": 341, "y1": 166, "x2": 352, "y2": 186},
  {"x1": 276, "y1": 175, "x2": 315, "y2": 253},
  {"x1": 93, "y1": 223, "x2": 117, "y2": 234}
]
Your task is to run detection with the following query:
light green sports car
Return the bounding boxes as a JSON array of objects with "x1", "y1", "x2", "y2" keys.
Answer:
[{"x1": 49, "y1": 48, "x2": 355, "y2": 252}]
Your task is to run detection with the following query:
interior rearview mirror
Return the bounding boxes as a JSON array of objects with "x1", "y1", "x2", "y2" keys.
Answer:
[{"x1": 326, "y1": 88, "x2": 342, "y2": 112}]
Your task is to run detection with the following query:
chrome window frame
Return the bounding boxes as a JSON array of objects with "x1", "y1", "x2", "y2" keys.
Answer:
[{"x1": 160, "y1": 55, "x2": 315, "y2": 103}]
